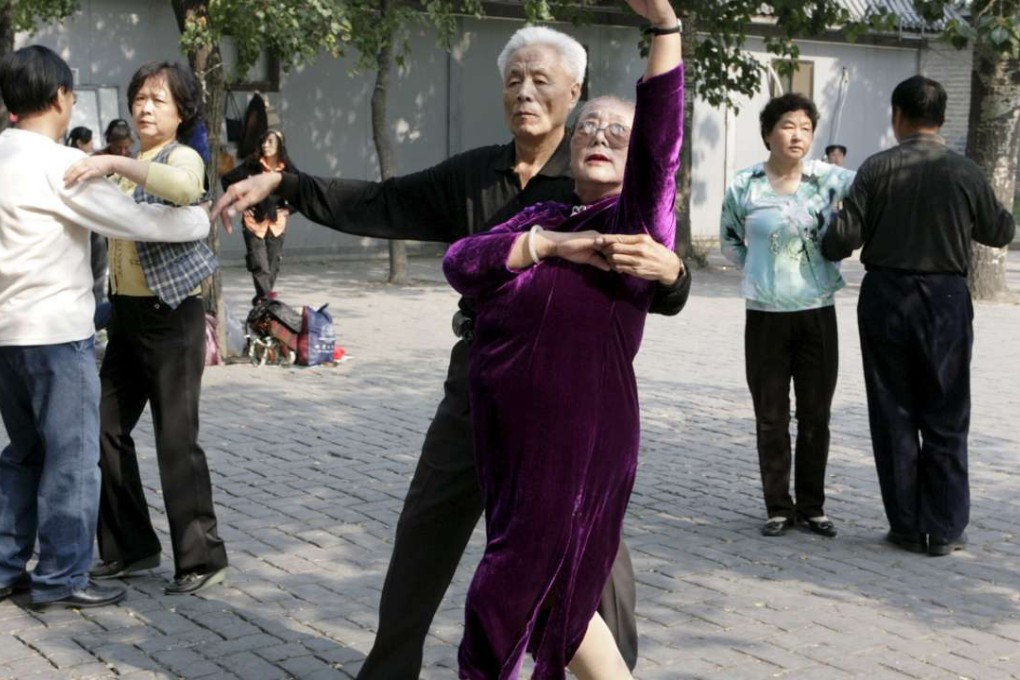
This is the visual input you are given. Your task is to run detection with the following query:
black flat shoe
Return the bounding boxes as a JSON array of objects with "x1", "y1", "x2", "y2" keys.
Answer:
[
  {"x1": 90, "y1": 554, "x2": 160, "y2": 580},
  {"x1": 165, "y1": 567, "x2": 226, "y2": 595},
  {"x1": 885, "y1": 530, "x2": 927, "y2": 554},
  {"x1": 761, "y1": 517, "x2": 793, "y2": 537},
  {"x1": 928, "y1": 533, "x2": 966, "y2": 557},
  {"x1": 29, "y1": 581, "x2": 126, "y2": 611},
  {"x1": 798, "y1": 515, "x2": 838, "y2": 538}
]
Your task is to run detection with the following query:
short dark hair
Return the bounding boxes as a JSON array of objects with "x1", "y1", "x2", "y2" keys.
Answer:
[
  {"x1": 891, "y1": 75, "x2": 946, "y2": 127},
  {"x1": 67, "y1": 126, "x2": 93, "y2": 147},
  {"x1": 759, "y1": 93, "x2": 819, "y2": 150},
  {"x1": 104, "y1": 118, "x2": 133, "y2": 144},
  {"x1": 0, "y1": 45, "x2": 74, "y2": 116},
  {"x1": 127, "y1": 61, "x2": 204, "y2": 142},
  {"x1": 825, "y1": 144, "x2": 847, "y2": 156}
]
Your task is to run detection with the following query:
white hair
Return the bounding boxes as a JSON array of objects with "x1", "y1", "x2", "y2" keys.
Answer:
[
  {"x1": 497, "y1": 26, "x2": 587, "y2": 85},
  {"x1": 577, "y1": 95, "x2": 635, "y2": 122}
]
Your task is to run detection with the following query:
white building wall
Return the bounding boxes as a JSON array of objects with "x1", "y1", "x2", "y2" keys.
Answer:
[{"x1": 919, "y1": 41, "x2": 973, "y2": 153}]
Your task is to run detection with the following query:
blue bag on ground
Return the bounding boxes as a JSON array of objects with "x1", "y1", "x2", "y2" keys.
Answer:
[{"x1": 298, "y1": 304, "x2": 335, "y2": 366}]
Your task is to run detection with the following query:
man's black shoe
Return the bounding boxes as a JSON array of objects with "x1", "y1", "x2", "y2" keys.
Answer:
[
  {"x1": 928, "y1": 533, "x2": 966, "y2": 557},
  {"x1": 90, "y1": 554, "x2": 160, "y2": 580},
  {"x1": 885, "y1": 530, "x2": 927, "y2": 554},
  {"x1": 0, "y1": 572, "x2": 30, "y2": 600},
  {"x1": 29, "y1": 581, "x2": 126, "y2": 611},
  {"x1": 164, "y1": 567, "x2": 226, "y2": 595}
]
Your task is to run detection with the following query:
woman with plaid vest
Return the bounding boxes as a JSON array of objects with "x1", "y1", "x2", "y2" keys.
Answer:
[{"x1": 64, "y1": 61, "x2": 228, "y2": 595}]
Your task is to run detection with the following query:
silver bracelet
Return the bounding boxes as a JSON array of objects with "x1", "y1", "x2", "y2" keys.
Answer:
[{"x1": 528, "y1": 224, "x2": 544, "y2": 264}]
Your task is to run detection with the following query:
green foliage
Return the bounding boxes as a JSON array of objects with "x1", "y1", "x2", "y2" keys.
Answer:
[
  {"x1": 539, "y1": 1, "x2": 852, "y2": 109},
  {"x1": 337, "y1": 0, "x2": 484, "y2": 75},
  {"x1": 177, "y1": 0, "x2": 348, "y2": 81},
  {"x1": 8, "y1": 0, "x2": 79, "y2": 32},
  {"x1": 864, "y1": 1, "x2": 1020, "y2": 56}
]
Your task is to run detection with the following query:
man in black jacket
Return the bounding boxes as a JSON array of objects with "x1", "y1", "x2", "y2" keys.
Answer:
[
  {"x1": 822, "y1": 75, "x2": 1015, "y2": 558},
  {"x1": 213, "y1": 25, "x2": 690, "y2": 678}
]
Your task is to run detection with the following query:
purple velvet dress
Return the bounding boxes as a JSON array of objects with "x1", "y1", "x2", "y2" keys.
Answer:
[{"x1": 443, "y1": 65, "x2": 684, "y2": 680}]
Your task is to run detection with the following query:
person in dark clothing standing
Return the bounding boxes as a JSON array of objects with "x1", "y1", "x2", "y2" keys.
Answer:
[
  {"x1": 213, "y1": 26, "x2": 690, "y2": 679},
  {"x1": 822, "y1": 75, "x2": 1015, "y2": 558},
  {"x1": 221, "y1": 129, "x2": 297, "y2": 305}
]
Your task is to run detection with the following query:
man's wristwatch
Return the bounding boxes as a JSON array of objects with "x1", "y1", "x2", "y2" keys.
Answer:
[{"x1": 645, "y1": 18, "x2": 682, "y2": 36}]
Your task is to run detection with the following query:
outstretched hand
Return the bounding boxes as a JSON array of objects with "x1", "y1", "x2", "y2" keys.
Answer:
[
  {"x1": 210, "y1": 172, "x2": 282, "y2": 234},
  {"x1": 64, "y1": 155, "x2": 117, "y2": 187},
  {"x1": 622, "y1": 0, "x2": 678, "y2": 25}
]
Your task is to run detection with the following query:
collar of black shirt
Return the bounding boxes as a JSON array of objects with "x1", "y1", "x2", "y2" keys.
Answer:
[
  {"x1": 491, "y1": 133, "x2": 573, "y2": 179},
  {"x1": 899, "y1": 132, "x2": 946, "y2": 146}
]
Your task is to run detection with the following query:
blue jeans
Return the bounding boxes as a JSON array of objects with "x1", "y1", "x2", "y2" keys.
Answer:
[{"x1": 0, "y1": 338, "x2": 100, "y2": 602}]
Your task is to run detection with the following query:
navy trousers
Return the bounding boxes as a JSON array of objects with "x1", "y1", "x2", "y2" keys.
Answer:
[{"x1": 857, "y1": 271, "x2": 972, "y2": 540}]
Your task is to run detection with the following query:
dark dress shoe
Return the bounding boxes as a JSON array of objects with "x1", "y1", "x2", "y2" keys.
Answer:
[
  {"x1": 761, "y1": 518, "x2": 793, "y2": 537},
  {"x1": 886, "y1": 530, "x2": 927, "y2": 554},
  {"x1": 0, "y1": 572, "x2": 31, "y2": 600},
  {"x1": 90, "y1": 554, "x2": 160, "y2": 580},
  {"x1": 29, "y1": 581, "x2": 126, "y2": 611},
  {"x1": 165, "y1": 567, "x2": 226, "y2": 595},
  {"x1": 928, "y1": 533, "x2": 966, "y2": 557},
  {"x1": 798, "y1": 515, "x2": 838, "y2": 538}
]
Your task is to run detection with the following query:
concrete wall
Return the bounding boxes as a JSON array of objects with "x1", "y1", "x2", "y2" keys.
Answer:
[{"x1": 19, "y1": 3, "x2": 955, "y2": 255}]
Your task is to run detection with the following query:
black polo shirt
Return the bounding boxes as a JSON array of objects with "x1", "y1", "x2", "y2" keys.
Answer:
[{"x1": 277, "y1": 134, "x2": 690, "y2": 315}]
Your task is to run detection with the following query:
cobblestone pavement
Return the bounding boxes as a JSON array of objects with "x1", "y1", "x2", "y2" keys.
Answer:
[{"x1": 2, "y1": 251, "x2": 1020, "y2": 680}]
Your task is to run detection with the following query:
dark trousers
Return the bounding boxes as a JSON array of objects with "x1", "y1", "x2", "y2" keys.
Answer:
[
  {"x1": 357, "y1": 340, "x2": 638, "y2": 679},
  {"x1": 858, "y1": 271, "x2": 972, "y2": 540},
  {"x1": 243, "y1": 228, "x2": 285, "y2": 303},
  {"x1": 745, "y1": 307, "x2": 838, "y2": 520},
  {"x1": 97, "y1": 296, "x2": 227, "y2": 578}
]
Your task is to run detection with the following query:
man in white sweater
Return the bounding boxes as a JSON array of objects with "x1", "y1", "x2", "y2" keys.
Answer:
[{"x1": 0, "y1": 45, "x2": 210, "y2": 611}]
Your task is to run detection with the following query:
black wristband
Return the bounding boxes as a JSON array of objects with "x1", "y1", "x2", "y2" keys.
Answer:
[{"x1": 644, "y1": 19, "x2": 682, "y2": 36}]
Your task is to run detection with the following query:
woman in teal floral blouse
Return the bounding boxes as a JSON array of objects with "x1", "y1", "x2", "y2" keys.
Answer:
[{"x1": 720, "y1": 93, "x2": 855, "y2": 538}]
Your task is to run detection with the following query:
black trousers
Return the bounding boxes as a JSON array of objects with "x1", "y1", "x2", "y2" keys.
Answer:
[
  {"x1": 357, "y1": 340, "x2": 638, "y2": 679},
  {"x1": 97, "y1": 296, "x2": 228, "y2": 578},
  {"x1": 243, "y1": 227, "x2": 285, "y2": 303},
  {"x1": 858, "y1": 271, "x2": 972, "y2": 540},
  {"x1": 745, "y1": 307, "x2": 838, "y2": 520}
]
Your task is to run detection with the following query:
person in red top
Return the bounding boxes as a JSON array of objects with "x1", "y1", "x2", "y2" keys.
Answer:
[{"x1": 221, "y1": 129, "x2": 297, "y2": 304}]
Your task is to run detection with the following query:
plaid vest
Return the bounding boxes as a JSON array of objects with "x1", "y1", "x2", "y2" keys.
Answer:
[{"x1": 133, "y1": 142, "x2": 218, "y2": 309}]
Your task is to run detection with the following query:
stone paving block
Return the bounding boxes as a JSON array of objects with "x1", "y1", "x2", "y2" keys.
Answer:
[{"x1": 3, "y1": 257, "x2": 1020, "y2": 677}]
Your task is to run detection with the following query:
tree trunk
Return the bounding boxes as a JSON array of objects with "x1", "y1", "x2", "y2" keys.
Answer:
[
  {"x1": 0, "y1": 1, "x2": 13, "y2": 133},
  {"x1": 673, "y1": 12, "x2": 697, "y2": 260},
  {"x1": 172, "y1": 0, "x2": 231, "y2": 354},
  {"x1": 965, "y1": 38, "x2": 1020, "y2": 300},
  {"x1": 372, "y1": 0, "x2": 407, "y2": 285}
]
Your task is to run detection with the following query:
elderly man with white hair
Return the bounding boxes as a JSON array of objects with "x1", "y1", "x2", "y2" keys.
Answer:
[{"x1": 212, "y1": 20, "x2": 691, "y2": 679}]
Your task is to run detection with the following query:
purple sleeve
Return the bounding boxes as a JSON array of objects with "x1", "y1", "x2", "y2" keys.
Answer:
[
  {"x1": 613, "y1": 64, "x2": 685, "y2": 250},
  {"x1": 442, "y1": 204, "x2": 549, "y2": 298}
]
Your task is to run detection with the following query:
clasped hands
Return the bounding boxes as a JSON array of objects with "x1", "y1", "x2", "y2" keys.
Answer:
[{"x1": 531, "y1": 229, "x2": 684, "y2": 285}]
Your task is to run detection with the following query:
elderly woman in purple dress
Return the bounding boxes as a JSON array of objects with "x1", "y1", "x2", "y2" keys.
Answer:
[{"x1": 442, "y1": 1, "x2": 684, "y2": 678}]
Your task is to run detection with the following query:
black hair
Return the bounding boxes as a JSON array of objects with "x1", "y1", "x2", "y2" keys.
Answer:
[
  {"x1": 127, "y1": 61, "x2": 203, "y2": 142},
  {"x1": 0, "y1": 45, "x2": 74, "y2": 116},
  {"x1": 825, "y1": 144, "x2": 847, "y2": 156},
  {"x1": 104, "y1": 118, "x2": 133, "y2": 144},
  {"x1": 67, "y1": 126, "x2": 93, "y2": 147},
  {"x1": 891, "y1": 75, "x2": 946, "y2": 127},
  {"x1": 759, "y1": 93, "x2": 819, "y2": 150},
  {"x1": 243, "y1": 129, "x2": 295, "y2": 173}
]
